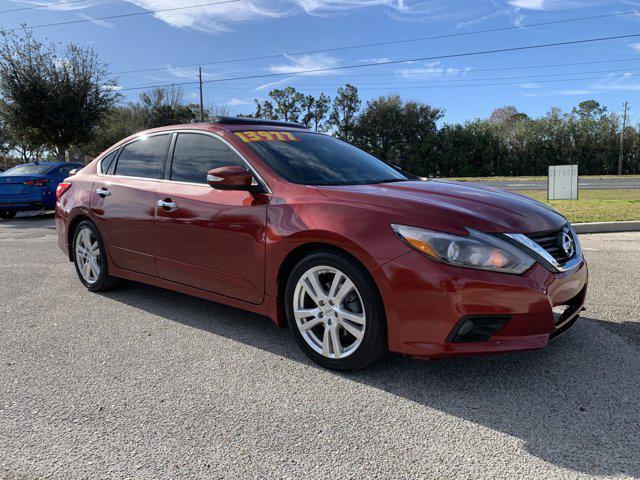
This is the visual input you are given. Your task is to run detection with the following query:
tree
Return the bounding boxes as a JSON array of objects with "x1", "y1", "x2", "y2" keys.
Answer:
[
  {"x1": 488, "y1": 106, "x2": 528, "y2": 126},
  {"x1": 0, "y1": 30, "x2": 119, "y2": 161},
  {"x1": 269, "y1": 87, "x2": 304, "y2": 122},
  {"x1": 206, "y1": 103, "x2": 230, "y2": 119},
  {"x1": 253, "y1": 98, "x2": 277, "y2": 119},
  {"x1": 355, "y1": 95, "x2": 443, "y2": 175},
  {"x1": 79, "y1": 105, "x2": 145, "y2": 157},
  {"x1": 138, "y1": 86, "x2": 196, "y2": 128},
  {"x1": 329, "y1": 84, "x2": 361, "y2": 142},
  {"x1": 298, "y1": 93, "x2": 331, "y2": 131}
]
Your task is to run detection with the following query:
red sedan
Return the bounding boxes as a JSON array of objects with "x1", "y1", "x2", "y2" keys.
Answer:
[{"x1": 55, "y1": 117, "x2": 588, "y2": 370}]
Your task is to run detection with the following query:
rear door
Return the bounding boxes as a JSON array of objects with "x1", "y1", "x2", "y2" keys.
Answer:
[
  {"x1": 154, "y1": 131, "x2": 268, "y2": 304},
  {"x1": 91, "y1": 133, "x2": 171, "y2": 276}
]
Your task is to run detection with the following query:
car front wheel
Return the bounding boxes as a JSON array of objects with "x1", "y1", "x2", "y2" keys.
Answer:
[{"x1": 285, "y1": 251, "x2": 387, "y2": 371}]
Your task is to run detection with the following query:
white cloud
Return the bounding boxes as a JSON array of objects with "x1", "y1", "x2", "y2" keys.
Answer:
[
  {"x1": 226, "y1": 97, "x2": 252, "y2": 105},
  {"x1": 507, "y1": 0, "x2": 597, "y2": 10},
  {"x1": 522, "y1": 89, "x2": 594, "y2": 97},
  {"x1": 255, "y1": 77, "x2": 293, "y2": 90},
  {"x1": 267, "y1": 53, "x2": 341, "y2": 76},
  {"x1": 114, "y1": 0, "x2": 419, "y2": 32},
  {"x1": 77, "y1": 11, "x2": 114, "y2": 28},
  {"x1": 23, "y1": 0, "x2": 489, "y2": 33},
  {"x1": 395, "y1": 61, "x2": 464, "y2": 79},
  {"x1": 16, "y1": 0, "x2": 106, "y2": 11},
  {"x1": 519, "y1": 82, "x2": 540, "y2": 89},
  {"x1": 359, "y1": 57, "x2": 392, "y2": 64},
  {"x1": 630, "y1": 42, "x2": 640, "y2": 53}
]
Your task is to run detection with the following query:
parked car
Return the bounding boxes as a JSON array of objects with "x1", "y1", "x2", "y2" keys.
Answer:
[
  {"x1": 55, "y1": 117, "x2": 588, "y2": 370},
  {"x1": 0, "y1": 161, "x2": 84, "y2": 219}
]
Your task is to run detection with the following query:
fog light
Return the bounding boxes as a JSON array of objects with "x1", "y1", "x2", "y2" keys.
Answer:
[
  {"x1": 457, "y1": 320, "x2": 475, "y2": 337},
  {"x1": 448, "y1": 316, "x2": 511, "y2": 343}
]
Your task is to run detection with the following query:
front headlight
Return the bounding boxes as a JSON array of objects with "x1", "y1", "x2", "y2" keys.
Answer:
[{"x1": 391, "y1": 224, "x2": 535, "y2": 274}]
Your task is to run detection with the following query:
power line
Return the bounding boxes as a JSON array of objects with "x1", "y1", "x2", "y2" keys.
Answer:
[
  {"x1": 0, "y1": 0, "x2": 105, "y2": 14},
  {"x1": 353, "y1": 72, "x2": 639, "y2": 91},
  {"x1": 112, "y1": 9, "x2": 640, "y2": 75},
  {"x1": 0, "y1": 0, "x2": 243, "y2": 33},
  {"x1": 166, "y1": 66, "x2": 640, "y2": 88},
  {"x1": 118, "y1": 32, "x2": 640, "y2": 92},
  {"x1": 145, "y1": 58, "x2": 640, "y2": 85},
  {"x1": 226, "y1": 72, "x2": 640, "y2": 93}
]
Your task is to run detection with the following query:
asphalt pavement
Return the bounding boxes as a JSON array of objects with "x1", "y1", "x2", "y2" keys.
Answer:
[
  {"x1": 471, "y1": 177, "x2": 640, "y2": 190},
  {"x1": 1, "y1": 213, "x2": 639, "y2": 479}
]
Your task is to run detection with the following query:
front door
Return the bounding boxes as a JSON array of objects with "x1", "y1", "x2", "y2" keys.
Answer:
[
  {"x1": 91, "y1": 133, "x2": 171, "y2": 276},
  {"x1": 154, "y1": 132, "x2": 268, "y2": 304}
]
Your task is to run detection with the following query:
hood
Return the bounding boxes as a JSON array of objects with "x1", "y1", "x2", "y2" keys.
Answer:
[{"x1": 316, "y1": 179, "x2": 566, "y2": 234}]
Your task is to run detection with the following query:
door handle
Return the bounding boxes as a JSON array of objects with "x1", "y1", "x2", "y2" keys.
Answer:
[
  {"x1": 96, "y1": 188, "x2": 111, "y2": 197},
  {"x1": 157, "y1": 199, "x2": 178, "y2": 211}
]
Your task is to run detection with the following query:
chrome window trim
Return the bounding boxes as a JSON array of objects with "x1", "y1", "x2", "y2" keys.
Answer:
[
  {"x1": 96, "y1": 129, "x2": 271, "y2": 194},
  {"x1": 505, "y1": 225, "x2": 583, "y2": 273}
]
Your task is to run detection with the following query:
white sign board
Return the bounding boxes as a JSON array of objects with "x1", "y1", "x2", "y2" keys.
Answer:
[{"x1": 548, "y1": 164, "x2": 578, "y2": 200}]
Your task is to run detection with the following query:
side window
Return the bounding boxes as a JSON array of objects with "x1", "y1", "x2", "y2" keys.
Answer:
[
  {"x1": 58, "y1": 166, "x2": 72, "y2": 177},
  {"x1": 170, "y1": 133, "x2": 246, "y2": 184},
  {"x1": 99, "y1": 150, "x2": 118, "y2": 175},
  {"x1": 115, "y1": 134, "x2": 170, "y2": 179}
]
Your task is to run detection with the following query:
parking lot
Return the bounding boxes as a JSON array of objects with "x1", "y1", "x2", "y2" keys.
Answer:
[{"x1": 0, "y1": 213, "x2": 638, "y2": 479}]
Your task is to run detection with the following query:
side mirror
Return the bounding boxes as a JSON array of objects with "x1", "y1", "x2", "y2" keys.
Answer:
[{"x1": 207, "y1": 166, "x2": 254, "y2": 191}]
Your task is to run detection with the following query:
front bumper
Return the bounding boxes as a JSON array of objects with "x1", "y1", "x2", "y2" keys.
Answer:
[{"x1": 371, "y1": 250, "x2": 588, "y2": 358}]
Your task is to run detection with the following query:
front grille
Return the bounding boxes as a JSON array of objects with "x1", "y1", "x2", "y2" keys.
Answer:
[{"x1": 526, "y1": 226, "x2": 571, "y2": 264}]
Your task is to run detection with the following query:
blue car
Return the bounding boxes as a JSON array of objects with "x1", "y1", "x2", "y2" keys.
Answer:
[{"x1": 0, "y1": 162, "x2": 84, "y2": 219}]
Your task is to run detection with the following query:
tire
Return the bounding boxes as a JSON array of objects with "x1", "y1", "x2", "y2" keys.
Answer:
[
  {"x1": 0, "y1": 209, "x2": 17, "y2": 219},
  {"x1": 284, "y1": 251, "x2": 387, "y2": 371},
  {"x1": 71, "y1": 220, "x2": 119, "y2": 292}
]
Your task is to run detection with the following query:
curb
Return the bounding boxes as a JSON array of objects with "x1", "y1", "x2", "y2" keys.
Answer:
[{"x1": 573, "y1": 220, "x2": 640, "y2": 234}]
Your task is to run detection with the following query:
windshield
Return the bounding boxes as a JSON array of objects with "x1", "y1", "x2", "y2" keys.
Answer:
[
  {"x1": 1, "y1": 164, "x2": 52, "y2": 176},
  {"x1": 236, "y1": 131, "x2": 409, "y2": 186}
]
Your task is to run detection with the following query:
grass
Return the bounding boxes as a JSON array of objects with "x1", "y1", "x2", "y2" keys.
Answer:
[
  {"x1": 514, "y1": 189, "x2": 640, "y2": 223},
  {"x1": 447, "y1": 174, "x2": 640, "y2": 182}
]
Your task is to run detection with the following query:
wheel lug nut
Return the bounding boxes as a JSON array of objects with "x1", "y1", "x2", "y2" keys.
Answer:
[
  {"x1": 319, "y1": 300, "x2": 325, "y2": 306},
  {"x1": 328, "y1": 300, "x2": 333, "y2": 305},
  {"x1": 318, "y1": 312, "x2": 323, "y2": 318}
]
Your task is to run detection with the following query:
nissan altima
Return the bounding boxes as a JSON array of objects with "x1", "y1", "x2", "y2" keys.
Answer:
[{"x1": 55, "y1": 117, "x2": 587, "y2": 370}]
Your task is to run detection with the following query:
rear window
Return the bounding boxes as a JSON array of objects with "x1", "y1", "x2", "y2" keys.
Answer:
[
  {"x1": 235, "y1": 131, "x2": 408, "y2": 186},
  {"x1": 99, "y1": 150, "x2": 118, "y2": 175},
  {"x1": 114, "y1": 134, "x2": 170, "y2": 179},
  {"x1": 1, "y1": 164, "x2": 52, "y2": 176}
]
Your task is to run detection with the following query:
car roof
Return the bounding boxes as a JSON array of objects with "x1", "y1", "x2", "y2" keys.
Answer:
[
  {"x1": 133, "y1": 117, "x2": 310, "y2": 137},
  {"x1": 15, "y1": 162, "x2": 81, "y2": 167}
]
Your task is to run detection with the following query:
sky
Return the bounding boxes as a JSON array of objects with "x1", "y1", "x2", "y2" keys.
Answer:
[{"x1": 2, "y1": 0, "x2": 640, "y2": 124}]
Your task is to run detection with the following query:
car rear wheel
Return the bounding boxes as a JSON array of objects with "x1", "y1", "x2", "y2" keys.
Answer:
[
  {"x1": 0, "y1": 209, "x2": 17, "y2": 219},
  {"x1": 285, "y1": 251, "x2": 387, "y2": 371},
  {"x1": 72, "y1": 220, "x2": 118, "y2": 291}
]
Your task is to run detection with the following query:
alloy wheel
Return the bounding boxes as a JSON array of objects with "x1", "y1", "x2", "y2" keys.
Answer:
[
  {"x1": 74, "y1": 226, "x2": 101, "y2": 284},
  {"x1": 293, "y1": 265, "x2": 366, "y2": 359}
]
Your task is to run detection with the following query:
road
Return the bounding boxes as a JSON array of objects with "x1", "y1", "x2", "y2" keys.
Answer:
[
  {"x1": 1, "y1": 213, "x2": 639, "y2": 479},
  {"x1": 472, "y1": 177, "x2": 640, "y2": 191}
]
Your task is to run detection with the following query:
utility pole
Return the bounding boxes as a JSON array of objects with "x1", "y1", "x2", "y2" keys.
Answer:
[
  {"x1": 618, "y1": 101, "x2": 628, "y2": 176},
  {"x1": 198, "y1": 66, "x2": 205, "y2": 122}
]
